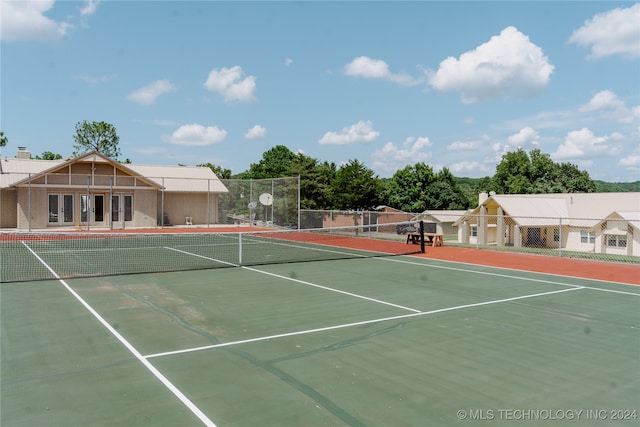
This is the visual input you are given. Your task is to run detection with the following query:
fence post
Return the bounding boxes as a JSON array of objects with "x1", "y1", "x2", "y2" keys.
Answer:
[{"x1": 558, "y1": 217, "x2": 563, "y2": 258}]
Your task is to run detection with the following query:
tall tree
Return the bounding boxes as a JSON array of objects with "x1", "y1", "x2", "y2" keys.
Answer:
[
  {"x1": 493, "y1": 148, "x2": 595, "y2": 194},
  {"x1": 384, "y1": 163, "x2": 436, "y2": 212},
  {"x1": 198, "y1": 162, "x2": 232, "y2": 179},
  {"x1": 72, "y1": 120, "x2": 121, "y2": 159},
  {"x1": 426, "y1": 168, "x2": 470, "y2": 210},
  {"x1": 243, "y1": 145, "x2": 295, "y2": 179},
  {"x1": 35, "y1": 151, "x2": 63, "y2": 160},
  {"x1": 330, "y1": 159, "x2": 383, "y2": 210},
  {"x1": 0, "y1": 131, "x2": 7, "y2": 148},
  {"x1": 288, "y1": 154, "x2": 335, "y2": 210}
]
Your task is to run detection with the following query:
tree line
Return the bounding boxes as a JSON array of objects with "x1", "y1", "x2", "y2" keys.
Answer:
[
  {"x1": 4, "y1": 121, "x2": 627, "y2": 212},
  {"x1": 204, "y1": 144, "x2": 599, "y2": 212}
]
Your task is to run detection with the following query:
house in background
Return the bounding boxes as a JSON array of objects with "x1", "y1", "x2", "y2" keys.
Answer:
[
  {"x1": 454, "y1": 192, "x2": 640, "y2": 256},
  {"x1": 0, "y1": 148, "x2": 228, "y2": 230},
  {"x1": 590, "y1": 211, "x2": 640, "y2": 256},
  {"x1": 414, "y1": 210, "x2": 468, "y2": 236}
]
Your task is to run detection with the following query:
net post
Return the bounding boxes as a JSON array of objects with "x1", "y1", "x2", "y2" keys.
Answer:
[{"x1": 419, "y1": 220, "x2": 425, "y2": 254}]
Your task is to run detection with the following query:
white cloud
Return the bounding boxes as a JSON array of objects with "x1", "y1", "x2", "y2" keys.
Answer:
[
  {"x1": 579, "y1": 90, "x2": 625, "y2": 112},
  {"x1": 372, "y1": 136, "x2": 433, "y2": 174},
  {"x1": 284, "y1": 58, "x2": 293, "y2": 67},
  {"x1": 447, "y1": 136, "x2": 489, "y2": 151},
  {"x1": 508, "y1": 127, "x2": 540, "y2": 147},
  {"x1": 344, "y1": 56, "x2": 423, "y2": 86},
  {"x1": 162, "y1": 124, "x2": 227, "y2": 146},
  {"x1": 0, "y1": 0, "x2": 71, "y2": 41},
  {"x1": 318, "y1": 120, "x2": 379, "y2": 145},
  {"x1": 80, "y1": 0, "x2": 100, "y2": 16},
  {"x1": 552, "y1": 128, "x2": 611, "y2": 160},
  {"x1": 449, "y1": 161, "x2": 492, "y2": 176},
  {"x1": 204, "y1": 66, "x2": 257, "y2": 103},
  {"x1": 126, "y1": 80, "x2": 176, "y2": 105},
  {"x1": 427, "y1": 26, "x2": 554, "y2": 103},
  {"x1": 619, "y1": 154, "x2": 640, "y2": 168},
  {"x1": 244, "y1": 125, "x2": 266, "y2": 140},
  {"x1": 579, "y1": 90, "x2": 638, "y2": 124},
  {"x1": 569, "y1": 3, "x2": 640, "y2": 59}
]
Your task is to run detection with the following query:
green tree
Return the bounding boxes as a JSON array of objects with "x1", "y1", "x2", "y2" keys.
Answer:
[
  {"x1": 493, "y1": 148, "x2": 595, "y2": 194},
  {"x1": 35, "y1": 151, "x2": 63, "y2": 160},
  {"x1": 330, "y1": 159, "x2": 383, "y2": 210},
  {"x1": 0, "y1": 131, "x2": 7, "y2": 148},
  {"x1": 198, "y1": 162, "x2": 232, "y2": 179},
  {"x1": 426, "y1": 168, "x2": 470, "y2": 210},
  {"x1": 72, "y1": 120, "x2": 121, "y2": 159},
  {"x1": 288, "y1": 155, "x2": 335, "y2": 210},
  {"x1": 384, "y1": 163, "x2": 436, "y2": 212},
  {"x1": 243, "y1": 145, "x2": 295, "y2": 179}
]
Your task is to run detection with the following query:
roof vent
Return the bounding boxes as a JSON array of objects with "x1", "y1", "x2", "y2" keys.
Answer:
[{"x1": 16, "y1": 147, "x2": 31, "y2": 159}]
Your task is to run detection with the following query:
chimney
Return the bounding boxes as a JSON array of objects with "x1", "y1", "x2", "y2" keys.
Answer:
[
  {"x1": 16, "y1": 147, "x2": 31, "y2": 159},
  {"x1": 478, "y1": 192, "x2": 488, "y2": 206}
]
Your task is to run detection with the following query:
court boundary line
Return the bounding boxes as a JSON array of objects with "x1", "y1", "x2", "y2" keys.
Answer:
[
  {"x1": 384, "y1": 257, "x2": 640, "y2": 296},
  {"x1": 144, "y1": 286, "x2": 583, "y2": 359},
  {"x1": 21, "y1": 241, "x2": 217, "y2": 427},
  {"x1": 166, "y1": 246, "x2": 423, "y2": 313}
]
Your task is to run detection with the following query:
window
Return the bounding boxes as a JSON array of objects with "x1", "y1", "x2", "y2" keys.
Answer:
[
  {"x1": 124, "y1": 195, "x2": 133, "y2": 221},
  {"x1": 580, "y1": 230, "x2": 595, "y2": 244},
  {"x1": 553, "y1": 228, "x2": 560, "y2": 242},
  {"x1": 606, "y1": 235, "x2": 627, "y2": 248},
  {"x1": 48, "y1": 194, "x2": 59, "y2": 223},
  {"x1": 470, "y1": 225, "x2": 477, "y2": 237}
]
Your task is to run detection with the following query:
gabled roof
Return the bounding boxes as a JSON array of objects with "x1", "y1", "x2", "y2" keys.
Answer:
[
  {"x1": 127, "y1": 164, "x2": 228, "y2": 193},
  {"x1": 0, "y1": 151, "x2": 228, "y2": 193},
  {"x1": 589, "y1": 211, "x2": 640, "y2": 233},
  {"x1": 421, "y1": 210, "x2": 467, "y2": 223},
  {"x1": 454, "y1": 193, "x2": 640, "y2": 227}
]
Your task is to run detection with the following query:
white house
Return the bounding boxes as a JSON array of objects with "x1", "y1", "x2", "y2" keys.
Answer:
[
  {"x1": 454, "y1": 192, "x2": 640, "y2": 256},
  {"x1": 0, "y1": 148, "x2": 228, "y2": 230}
]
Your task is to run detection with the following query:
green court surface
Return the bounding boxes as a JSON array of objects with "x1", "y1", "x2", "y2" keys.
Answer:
[{"x1": 2, "y1": 253, "x2": 639, "y2": 426}]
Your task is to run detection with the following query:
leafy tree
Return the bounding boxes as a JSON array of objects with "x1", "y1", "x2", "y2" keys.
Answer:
[
  {"x1": 0, "y1": 131, "x2": 7, "y2": 147},
  {"x1": 493, "y1": 148, "x2": 595, "y2": 194},
  {"x1": 198, "y1": 162, "x2": 232, "y2": 179},
  {"x1": 243, "y1": 145, "x2": 296, "y2": 179},
  {"x1": 330, "y1": 159, "x2": 383, "y2": 210},
  {"x1": 494, "y1": 149, "x2": 532, "y2": 193},
  {"x1": 35, "y1": 151, "x2": 63, "y2": 160},
  {"x1": 384, "y1": 163, "x2": 436, "y2": 212},
  {"x1": 72, "y1": 120, "x2": 121, "y2": 159},
  {"x1": 288, "y1": 155, "x2": 335, "y2": 210},
  {"x1": 426, "y1": 168, "x2": 470, "y2": 210}
]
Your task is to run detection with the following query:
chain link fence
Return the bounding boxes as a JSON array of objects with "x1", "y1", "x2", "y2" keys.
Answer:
[{"x1": 218, "y1": 177, "x2": 300, "y2": 227}]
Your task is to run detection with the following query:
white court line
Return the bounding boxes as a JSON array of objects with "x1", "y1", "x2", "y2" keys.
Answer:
[
  {"x1": 21, "y1": 242, "x2": 217, "y2": 427},
  {"x1": 242, "y1": 265, "x2": 423, "y2": 313},
  {"x1": 382, "y1": 257, "x2": 640, "y2": 296},
  {"x1": 145, "y1": 286, "x2": 584, "y2": 359},
  {"x1": 166, "y1": 246, "x2": 422, "y2": 313}
]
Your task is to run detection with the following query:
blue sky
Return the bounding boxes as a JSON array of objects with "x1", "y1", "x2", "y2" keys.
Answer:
[{"x1": 2, "y1": 1, "x2": 639, "y2": 182}]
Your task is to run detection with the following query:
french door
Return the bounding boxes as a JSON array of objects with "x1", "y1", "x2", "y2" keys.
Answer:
[
  {"x1": 80, "y1": 194, "x2": 106, "y2": 226},
  {"x1": 48, "y1": 194, "x2": 74, "y2": 226}
]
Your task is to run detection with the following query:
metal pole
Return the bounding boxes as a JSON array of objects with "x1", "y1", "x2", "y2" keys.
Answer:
[
  {"x1": 207, "y1": 178, "x2": 211, "y2": 228},
  {"x1": 161, "y1": 177, "x2": 165, "y2": 228},
  {"x1": 86, "y1": 176, "x2": 90, "y2": 231},
  {"x1": 109, "y1": 177, "x2": 113, "y2": 230},
  {"x1": 558, "y1": 217, "x2": 563, "y2": 258},
  {"x1": 28, "y1": 173, "x2": 32, "y2": 231},
  {"x1": 297, "y1": 175, "x2": 301, "y2": 229}
]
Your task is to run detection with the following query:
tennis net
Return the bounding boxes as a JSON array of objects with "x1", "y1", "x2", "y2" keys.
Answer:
[{"x1": 1, "y1": 222, "x2": 425, "y2": 282}]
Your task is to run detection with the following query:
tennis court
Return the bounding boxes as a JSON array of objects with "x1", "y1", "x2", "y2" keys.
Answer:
[{"x1": 1, "y1": 229, "x2": 639, "y2": 426}]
